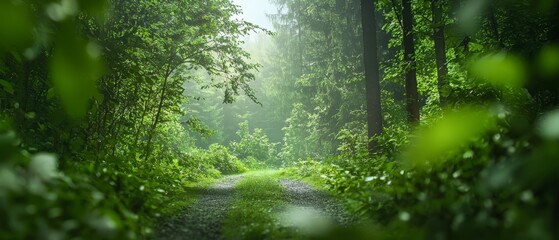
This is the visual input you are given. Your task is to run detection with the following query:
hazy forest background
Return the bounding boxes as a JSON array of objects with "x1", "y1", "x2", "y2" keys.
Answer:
[{"x1": 1, "y1": 0, "x2": 559, "y2": 239}]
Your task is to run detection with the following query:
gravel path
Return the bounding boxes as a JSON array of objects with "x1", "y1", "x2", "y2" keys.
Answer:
[
  {"x1": 156, "y1": 175, "x2": 244, "y2": 240},
  {"x1": 156, "y1": 175, "x2": 354, "y2": 239},
  {"x1": 279, "y1": 179, "x2": 356, "y2": 226}
]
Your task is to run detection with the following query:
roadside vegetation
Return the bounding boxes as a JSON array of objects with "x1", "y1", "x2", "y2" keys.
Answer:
[{"x1": 2, "y1": 0, "x2": 559, "y2": 239}]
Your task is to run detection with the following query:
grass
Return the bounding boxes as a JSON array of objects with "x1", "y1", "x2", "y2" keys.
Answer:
[{"x1": 222, "y1": 170, "x2": 302, "y2": 240}]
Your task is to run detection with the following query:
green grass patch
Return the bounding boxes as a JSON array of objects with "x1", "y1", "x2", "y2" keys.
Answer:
[{"x1": 222, "y1": 170, "x2": 300, "y2": 240}]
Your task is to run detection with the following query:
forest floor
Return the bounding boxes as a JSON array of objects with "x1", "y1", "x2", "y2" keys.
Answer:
[{"x1": 155, "y1": 170, "x2": 355, "y2": 240}]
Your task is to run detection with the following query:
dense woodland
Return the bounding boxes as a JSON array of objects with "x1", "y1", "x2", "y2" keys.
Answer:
[{"x1": 1, "y1": 0, "x2": 559, "y2": 239}]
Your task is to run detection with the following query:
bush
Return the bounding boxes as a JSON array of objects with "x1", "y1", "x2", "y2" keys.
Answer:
[
  {"x1": 0, "y1": 120, "x2": 225, "y2": 239},
  {"x1": 0, "y1": 134, "x2": 140, "y2": 239},
  {"x1": 203, "y1": 144, "x2": 247, "y2": 175},
  {"x1": 242, "y1": 156, "x2": 268, "y2": 170},
  {"x1": 230, "y1": 121, "x2": 280, "y2": 167},
  {"x1": 288, "y1": 107, "x2": 559, "y2": 239}
]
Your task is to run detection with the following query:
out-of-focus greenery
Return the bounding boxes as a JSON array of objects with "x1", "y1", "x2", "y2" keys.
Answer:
[
  {"x1": 0, "y1": 0, "x2": 262, "y2": 238},
  {"x1": 2, "y1": 0, "x2": 559, "y2": 238},
  {"x1": 287, "y1": 48, "x2": 559, "y2": 239},
  {"x1": 277, "y1": 0, "x2": 559, "y2": 239}
]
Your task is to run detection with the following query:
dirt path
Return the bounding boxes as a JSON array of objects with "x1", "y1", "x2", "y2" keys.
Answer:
[
  {"x1": 156, "y1": 175, "x2": 244, "y2": 240},
  {"x1": 279, "y1": 179, "x2": 356, "y2": 226},
  {"x1": 156, "y1": 173, "x2": 354, "y2": 239}
]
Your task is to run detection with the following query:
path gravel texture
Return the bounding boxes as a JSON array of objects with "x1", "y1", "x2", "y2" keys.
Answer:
[
  {"x1": 156, "y1": 175, "x2": 244, "y2": 240},
  {"x1": 156, "y1": 175, "x2": 355, "y2": 240},
  {"x1": 278, "y1": 179, "x2": 356, "y2": 227}
]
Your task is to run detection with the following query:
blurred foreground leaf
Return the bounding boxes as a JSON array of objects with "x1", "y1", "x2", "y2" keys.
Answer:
[
  {"x1": 0, "y1": 1, "x2": 33, "y2": 50},
  {"x1": 537, "y1": 108, "x2": 559, "y2": 140},
  {"x1": 50, "y1": 23, "x2": 104, "y2": 120},
  {"x1": 472, "y1": 52, "x2": 527, "y2": 89},
  {"x1": 537, "y1": 45, "x2": 559, "y2": 77},
  {"x1": 404, "y1": 107, "x2": 497, "y2": 167},
  {"x1": 29, "y1": 153, "x2": 59, "y2": 181}
]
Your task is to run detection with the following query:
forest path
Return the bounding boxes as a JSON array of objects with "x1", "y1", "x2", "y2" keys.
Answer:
[
  {"x1": 156, "y1": 171, "x2": 354, "y2": 240},
  {"x1": 156, "y1": 174, "x2": 244, "y2": 240},
  {"x1": 278, "y1": 179, "x2": 356, "y2": 227}
]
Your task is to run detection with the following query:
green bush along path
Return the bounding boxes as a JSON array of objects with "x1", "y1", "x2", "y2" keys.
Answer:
[
  {"x1": 2, "y1": 0, "x2": 559, "y2": 239},
  {"x1": 156, "y1": 171, "x2": 355, "y2": 240}
]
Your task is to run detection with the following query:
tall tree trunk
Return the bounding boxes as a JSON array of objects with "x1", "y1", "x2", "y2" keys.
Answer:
[
  {"x1": 487, "y1": 3, "x2": 503, "y2": 48},
  {"x1": 402, "y1": 0, "x2": 420, "y2": 123},
  {"x1": 361, "y1": 0, "x2": 383, "y2": 153},
  {"x1": 431, "y1": 0, "x2": 449, "y2": 107},
  {"x1": 144, "y1": 67, "x2": 172, "y2": 161}
]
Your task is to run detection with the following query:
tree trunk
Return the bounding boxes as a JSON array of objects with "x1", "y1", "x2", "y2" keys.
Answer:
[
  {"x1": 361, "y1": 0, "x2": 383, "y2": 153},
  {"x1": 132, "y1": 91, "x2": 151, "y2": 148},
  {"x1": 487, "y1": 3, "x2": 503, "y2": 48},
  {"x1": 402, "y1": 0, "x2": 420, "y2": 123},
  {"x1": 144, "y1": 67, "x2": 172, "y2": 161},
  {"x1": 431, "y1": 0, "x2": 449, "y2": 107}
]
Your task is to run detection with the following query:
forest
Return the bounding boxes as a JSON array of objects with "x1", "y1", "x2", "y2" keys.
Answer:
[{"x1": 1, "y1": 0, "x2": 559, "y2": 239}]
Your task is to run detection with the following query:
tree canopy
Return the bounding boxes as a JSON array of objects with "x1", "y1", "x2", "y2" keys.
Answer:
[{"x1": 2, "y1": 0, "x2": 559, "y2": 239}]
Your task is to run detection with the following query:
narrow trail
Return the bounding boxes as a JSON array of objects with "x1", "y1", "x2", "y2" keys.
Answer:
[
  {"x1": 156, "y1": 175, "x2": 244, "y2": 240},
  {"x1": 279, "y1": 179, "x2": 356, "y2": 226},
  {"x1": 156, "y1": 173, "x2": 354, "y2": 240}
]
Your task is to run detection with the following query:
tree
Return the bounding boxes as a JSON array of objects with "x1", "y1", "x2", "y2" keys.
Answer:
[
  {"x1": 361, "y1": 0, "x2": 383, "y2": 152},
  {"x1": 431, "y1": 0, "x2": 449, "y2": 107},
  {"x1": 268, "y1": 0, "x2": 367, "y2": 158},
  {"x1": 402, "y1": 0, "x2": 420, "y2": 123}
]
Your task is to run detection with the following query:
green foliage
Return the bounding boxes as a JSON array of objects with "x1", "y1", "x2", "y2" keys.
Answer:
[
  {"x1": 403, "y1": 107, "x2": 498, "y2": 167},
  {"x1": 471, "y1": 53, "x2": 526, "y2": 89},
  {"x1": 2, "y1": 0, "x2": 559, "y2": 238},
  {"x1": 287, "y1": 38, "x2": 559, "y2": 239},
  {"x1": 0, "y1": 128, "x2": 138, "y2": 239},
  {"x1": 0, "y1": 120, "x2": 222, "y2": 239},
  {"x1": 0, "y1": 0, "x2": 261, "y2": 238},
  {"x1": 50, "y1": 24, "x2": 104, "y2": 120},
  {"x1": 230, "y1": 121, "x2": 280, "y2": 166},
  {"x1": 336, "y1": 128, "x2": 370, "y2": 160},
  {"x1": 203, "y1": 144, "x2": 247, "y2": 175},
  {"x1": 0, "y1": 1, "x2": 32, "y2": 50}
]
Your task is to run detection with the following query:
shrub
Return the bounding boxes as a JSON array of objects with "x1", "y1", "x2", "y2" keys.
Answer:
[
  {"x1": 0, "y1": 139, "x2": 140, "y2": 239},
  {"x1": 203, "y1": 144, "x2": 247, "y2": 175},
  {"x1": 0, "y1": 121, "x2": 223, "y2": 239},
  {"x1": 230, "y1": 121, "x2": 280, "y2": 167},
  {"x1": 288, "y1": 107, "x2": 559, "y2": 239}
]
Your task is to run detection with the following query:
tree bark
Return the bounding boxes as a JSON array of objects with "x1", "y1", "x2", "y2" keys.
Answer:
[
  {"x1": 361, "y1": 0, "x2": 383, "y2": 153},
  {"x1": 402, "y1": 0, "x2": 420, "y2": 123},
  {"x1": 431, "y1": 0, "x2": 449, "y2": 107}
]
